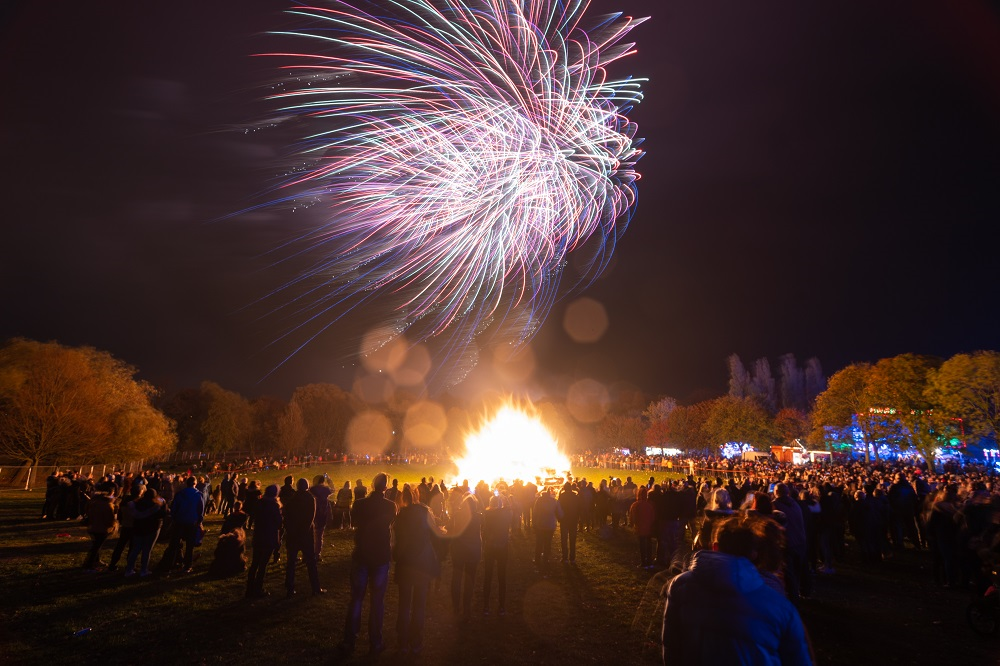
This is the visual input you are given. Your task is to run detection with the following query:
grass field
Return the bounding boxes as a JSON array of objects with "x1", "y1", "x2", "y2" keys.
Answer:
[{"x1": 0, "y1": 463, "x2": 996, "y2": 665}]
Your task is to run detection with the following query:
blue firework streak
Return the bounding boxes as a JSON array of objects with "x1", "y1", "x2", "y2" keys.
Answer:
[{"x1": 256, "y1": 0, "x2": 646, "y2": 385}]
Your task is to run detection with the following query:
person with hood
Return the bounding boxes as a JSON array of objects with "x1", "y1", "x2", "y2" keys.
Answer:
[
  {"x1": 246, "y1": 484, "x2": 282, "y2": 599},
  {"x1": 662, "y1": 515, "x2": 813, "y2": 665}
]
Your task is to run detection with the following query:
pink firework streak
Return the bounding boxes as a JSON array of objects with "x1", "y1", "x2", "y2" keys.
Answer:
[{"x1": 254, "y1": 0, "x2": 646, "y2": 385}]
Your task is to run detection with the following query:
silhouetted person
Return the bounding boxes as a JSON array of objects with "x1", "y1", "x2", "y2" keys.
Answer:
[
  {"x1": 450, "y1": 489, "x2": 482, "y2": 621},
  {"x1": 340, "y1": 473, "x2": 396, "y2": 656},
  {"x1": 393, "y1": 484, "x2": 445, "y2": 654},
  {"x1": 482, "y1": 494, "x2": 512, "y2": 615},
  {"x1": 284, "y1": 478, "x2": 325, "y2": 597},
  {"x1": 246, "y1": 485, "x2": 282, "y2": 599},
  {"x1": 169, "y1": 476, "x2": 205, "y2": 573}
]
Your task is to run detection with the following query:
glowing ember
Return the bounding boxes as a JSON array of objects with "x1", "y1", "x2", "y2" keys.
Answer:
[{"x1": 452, "y1": 405, "x2": 571, "y2": 486}]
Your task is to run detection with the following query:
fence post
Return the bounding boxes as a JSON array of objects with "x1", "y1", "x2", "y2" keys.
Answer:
[{"x1": 24, "y1": 467, "x2": 31, "y2": 491}]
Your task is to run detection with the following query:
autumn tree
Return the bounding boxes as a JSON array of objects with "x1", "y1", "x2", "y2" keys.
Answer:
[
  {"x1": 0, "y1": 339, "x2": 175, "y2": 466},
  {"x1": 199, "y1": 381, "x2": 252, "y2": 454},
  {"x1": 277, "y1": 401, "x2": 308, "y2": 454},
  {"x1": 597, "y1": 413, "x2": 645, "y2": 452},
  {"x1": 810, "y1": 363, "x2": 874, "y2": 460},
  {"x1": 703, "y1": 396, "x2": 779, "y2": 450},
  {"x1": 644, "y1": 396, "x2": 677, "y2": 424},
  {"x1": 291, "y1": 383, "x2": 354, "y2": 453},
  {"x1": 866, "y1": 354, "x2": 944, "y2": 463},
  {"x1": 249, "y1": 396, "x2": 287, "y2": 455},
  {"x1": 662, "y1": 400, "x2": 715, "y2": 453},
  {"x1": 926, "y1": 351, "x2": 1000, "y2": 445},
  {"x1": 775, "y1": 408, "x2": 810, "y2": 442},
  {"x1": 643, "y1": 396, "x2": 677, "y2": 448}
]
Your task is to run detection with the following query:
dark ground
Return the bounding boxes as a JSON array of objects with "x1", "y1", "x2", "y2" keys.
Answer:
[{"x1": 0, "y1": 478, "x2": 997, "y2": 665}]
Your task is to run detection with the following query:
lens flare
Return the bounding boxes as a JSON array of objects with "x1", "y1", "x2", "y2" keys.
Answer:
[
  {"x1": 252, "y1": 0, "x2": 647, "y2": 385},
  {"x1": 452, "y1": 403, "x2": 571, "y2": 485}
]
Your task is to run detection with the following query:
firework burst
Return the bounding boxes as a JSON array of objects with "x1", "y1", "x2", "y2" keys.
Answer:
[{"x1": 256, "y1": 0, "x2": 646, "y2": 385}]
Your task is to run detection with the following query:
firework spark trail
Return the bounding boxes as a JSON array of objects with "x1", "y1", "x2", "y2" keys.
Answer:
[{"x1": 257, "y1": 0, "x2": 646, "y2": 383}]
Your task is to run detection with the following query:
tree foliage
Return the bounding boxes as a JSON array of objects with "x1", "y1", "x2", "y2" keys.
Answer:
[
  {"x1": 661, "y1": 401, "x2": 715, "y2": 452},
  {"x1": 804, "y1": 357, "x2": 826, "y2": 406},
  {"x1": 728, "y1": 354, "x2": 751, "y2": 399},
  {"x1": 774, "y1": 408, "x2": 809, "y2": 442},
  {"x1": 779, "y1": 353, "x2": 807, "y2": 412},
  {"x1": 926, "y1": 350, "x2": 1000, "y2": 445},
  {"x1": 199, "y1": 381, "x2": 252, "y2": 454},
  {"x1": 291, "y1": 383, "x2": 355, "y2": 452},
  {"x1": 750, "y1": 358, "x2": 776, "y2": 413},
  {"x1": 249, "y1": 396, "x2": 287, "y2": 454},
  {"x1": 644, "y1": 396, "x2": 678, "y2": 424},
  {"x1": 277, "y1": 400, "x2": 308, "y2": 453},
  {"x1": 866, "y1": 354, "x2": 942, "y2": 462},
  {"x1": 597, "y1": 413, "x2": 645, "y2": 452},
  {"x1": 0, "y1": 339, "x2": 175, "y2": 465},
  {"x1": 703, "y1": 396, "x2": 779, "y2": 449},
  {"x1": 810, "y1": 363, "x2": 873, "y2": 457}
]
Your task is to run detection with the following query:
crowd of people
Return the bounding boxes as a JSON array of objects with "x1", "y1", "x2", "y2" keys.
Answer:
[{"x1": 41, "y1": 454, "x2": 1000, "y2": 663}]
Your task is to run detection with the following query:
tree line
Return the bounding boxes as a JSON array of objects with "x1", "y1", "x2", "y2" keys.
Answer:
[
  {"x1": 635, "y1": 352, "x2": 1000, "y2": 466},
  {"x1": 2, "y1": 339, "x2": 996, "y2": 467}
]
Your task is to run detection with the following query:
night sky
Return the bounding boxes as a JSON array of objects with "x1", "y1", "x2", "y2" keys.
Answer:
[{"x1": 2, "y1": 1, "x2": 998, "y2": 404}]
